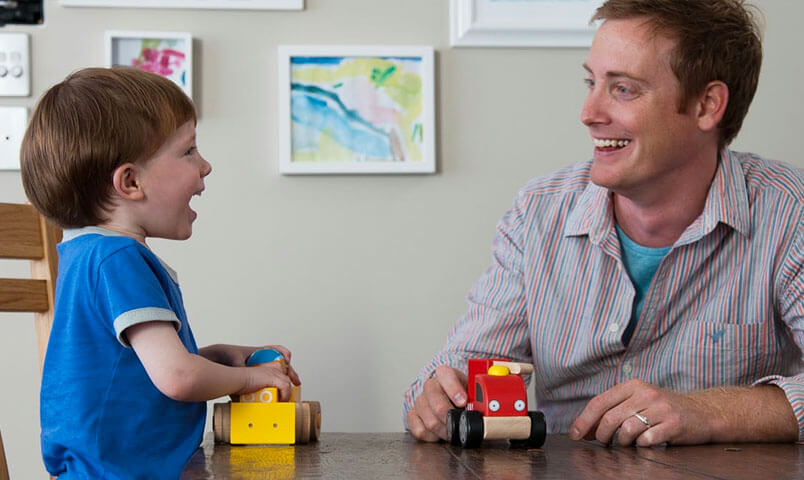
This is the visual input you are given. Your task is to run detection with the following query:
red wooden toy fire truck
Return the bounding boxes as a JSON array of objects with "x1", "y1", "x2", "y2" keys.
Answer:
[{"x1": 445, "y1": 359, "x2": 546, "y2": 448}]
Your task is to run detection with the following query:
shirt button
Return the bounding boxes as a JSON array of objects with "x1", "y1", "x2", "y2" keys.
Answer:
[
  {"x1": 622, "y1": 362, "x2": 633, "y2": 375},
  {"x1": 609, "y1": 323, "x2": 620, "y2": 333}
]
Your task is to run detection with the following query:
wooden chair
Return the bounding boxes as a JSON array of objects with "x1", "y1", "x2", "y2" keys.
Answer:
[
  {"x1": 0, "y1": 429, "x2": 9, "y2": 480},
  {"x1": 0, "y1": 202, "x2": 61, "y2": 480}
]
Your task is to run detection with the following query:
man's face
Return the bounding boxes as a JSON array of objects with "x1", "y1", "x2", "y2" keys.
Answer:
[{"x1": 581, "y1": 18, "x2": 707, "y2": 200}]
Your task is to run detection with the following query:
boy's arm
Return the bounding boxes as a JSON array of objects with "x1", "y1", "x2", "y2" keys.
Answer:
[{"x1": 126, "y1": 321, "x2": 294, "y2": 402}]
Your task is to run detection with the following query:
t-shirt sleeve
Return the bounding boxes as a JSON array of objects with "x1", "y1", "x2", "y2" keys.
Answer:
[{"x1": 94, "y1": 245, "x2": 181, "y2": 347}]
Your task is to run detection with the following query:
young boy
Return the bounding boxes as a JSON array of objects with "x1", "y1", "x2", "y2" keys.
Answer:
[{"x1": 20, "y1": 67, "x2": 300, "y2": 479}]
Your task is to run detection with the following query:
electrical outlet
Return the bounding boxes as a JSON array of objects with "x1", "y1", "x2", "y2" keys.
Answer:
[
  {"x1": 0, "y1": 32, "x2": 31, "y2": 97},
  {"x1": 0, "y1": 106, "x2": 28, "y2": 170}
]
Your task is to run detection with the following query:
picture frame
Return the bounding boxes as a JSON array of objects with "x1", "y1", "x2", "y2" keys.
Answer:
[
  {"x1": 277, "y1": 45, "x2": 436, "y2": 175},
  {"x1": 105, "y1": 30, "x2": 193, "y2": 99},
  {"x1": 450, "y1": 0, "x2": 603, "y2": 48},
  {"x1": 61, "y1": 0, "x2": 302, "y2": 10}
]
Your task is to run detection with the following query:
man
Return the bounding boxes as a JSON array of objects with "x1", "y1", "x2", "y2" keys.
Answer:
[{"x1": 404, "y1": 0, "x2": 804, "y2": 447}]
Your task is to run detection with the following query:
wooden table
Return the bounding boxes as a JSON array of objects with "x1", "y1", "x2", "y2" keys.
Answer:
[{"x1": 181, "y1": 433, "x2": 804, "y2": 479}]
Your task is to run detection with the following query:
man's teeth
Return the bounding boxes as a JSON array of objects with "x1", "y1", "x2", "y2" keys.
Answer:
[{"x1": 593, "y1": 139, "x2": 630, "y2": 148}]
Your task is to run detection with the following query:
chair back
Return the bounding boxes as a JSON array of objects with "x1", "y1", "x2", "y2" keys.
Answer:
[
  {"x1": 0, "y1": 202, "x2": 61, "y2": 370},
  {"x1": 0, "y1": 202, "x2": 60, "y2": 479}
]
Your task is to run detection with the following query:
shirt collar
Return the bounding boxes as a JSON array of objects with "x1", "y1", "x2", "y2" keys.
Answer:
[
  {"x1": 564, "y1": 149, "x2": 751, "y2": 245},
  {"x1": 61, "y1": 226, "x2": 180, "y2": 284}
]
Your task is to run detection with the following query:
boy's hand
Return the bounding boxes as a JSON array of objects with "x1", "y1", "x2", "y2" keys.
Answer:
[
  {"x1": 238, "y1": 361, "x2": 295, "y2": 401},
  {"x1": 250, "y1": 345, "x2": 302, "y2": 386},
  {"x1": 200, "y1": 344, "x2": 301, "y2": 386}
]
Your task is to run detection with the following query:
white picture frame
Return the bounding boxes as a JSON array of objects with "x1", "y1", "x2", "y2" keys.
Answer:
[
  {"x1": 278, "y1": 45, "x2": 436, "y2": 175},
  {"x1": 62, "y1": 0, "x2": 302, "y2": 9},
  {"x1": 450, "y1": 0, "x2": 604, "y2": 48},
  {"x1": 105, "y1": 30, "x2": 193, "y2": 99}
]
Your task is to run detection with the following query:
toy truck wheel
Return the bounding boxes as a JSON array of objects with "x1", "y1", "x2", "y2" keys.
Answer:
[
  {"x1": 458, "y1": 410, "x2": 484, "y2": 448},
  {"x1": 305, "y1": 401, "x2": 322, "y2": 442},
  {"x1": 509, "y1": 411, "x2": 546, "y2": 448},
  {"x1": 445, "y1": 409, "x2": 463, "y2": 446},
  {"x1": 212, "y1": 403, "x2": 231, "y2": 444}
]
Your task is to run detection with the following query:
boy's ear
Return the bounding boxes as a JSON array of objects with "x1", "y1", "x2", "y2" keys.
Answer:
[{"x1": 111, "y1": 163, "x2": 145, "y2": 201}]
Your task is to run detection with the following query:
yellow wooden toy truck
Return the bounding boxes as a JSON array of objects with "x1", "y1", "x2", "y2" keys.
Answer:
[{"x1": 212, "y1": 349, "x2": 321, "y2": 445}]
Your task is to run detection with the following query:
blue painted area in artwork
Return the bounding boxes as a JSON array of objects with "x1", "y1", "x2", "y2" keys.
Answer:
[
  {"x1": 291, "y1": 56, "x2": 344, "y2": 65},
  {"x1": 290, "y1": 56, "x2": 422, "y2": 65},
  {"x1": 290, "y1": 87, "x2": 392, "y2": 159}
]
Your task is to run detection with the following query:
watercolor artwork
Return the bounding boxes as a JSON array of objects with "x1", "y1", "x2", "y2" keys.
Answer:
[
  {"x1": 105, "y1": 31, "x2": 193, "y2": 98},
  {"x1": 278, "y1": 46, "x2": 435, "y2": 174}
]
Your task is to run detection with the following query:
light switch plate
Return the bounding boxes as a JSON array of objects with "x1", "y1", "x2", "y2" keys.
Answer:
[
  {"x1": 0, "y1": 106, "x2": 28, "y2": 170},
  {"x1": 0, "y1": 32, "x2": 31, "y2": 97}
]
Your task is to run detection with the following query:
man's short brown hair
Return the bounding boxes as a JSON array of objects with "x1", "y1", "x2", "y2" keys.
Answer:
[
  {"x1": 21, "y1": 67, "x2": 196, "y2": 228},
  {"x1": 593, "y1": 0, "x2": 763, "y2": 148}
]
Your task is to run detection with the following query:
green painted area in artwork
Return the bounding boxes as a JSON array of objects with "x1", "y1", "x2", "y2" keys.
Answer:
[
  {"x1": 370, "y1": 65, "x2": 396, "y2": 86},
  {"x1": 411, "y1": 124, "x2": 422, "y2": 143},
  {"x1": 383, "y1": 72, "x2": 422, "y2": 110},
  {"x1": 292, "y1": 59, "x2": 422, "y2": 109}
]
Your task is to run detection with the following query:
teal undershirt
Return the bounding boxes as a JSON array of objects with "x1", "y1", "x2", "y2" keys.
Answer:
[{"x1": 615, "y1": 224, "x2": 671, "y2": 346}]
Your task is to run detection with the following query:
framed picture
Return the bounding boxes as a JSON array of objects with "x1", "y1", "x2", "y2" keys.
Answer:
[
  {"x1": 62, "y1": 0, "x2": 302, "y2": 9},
  {"x1": 450, "y1": 0, "x2": 604, "y2": 48},
  {"x1": 105, "y1": 31, "x2": 193, "y2": 99},
  {"x1": 278, "y1": 45, "x2": 436, "y2": 175}
]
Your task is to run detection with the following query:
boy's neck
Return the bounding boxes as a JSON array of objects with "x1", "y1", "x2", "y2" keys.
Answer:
[{"x1": 96, "y1": 222, "x2": 149, "y2": 247}]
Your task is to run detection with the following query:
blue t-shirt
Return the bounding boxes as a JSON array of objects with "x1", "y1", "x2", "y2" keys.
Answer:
[
  {"x1": 41, "y1": 227, "x2": 205, "y2": 479},
  {"x1": 615, "y1": 225, "x2": 671, "y2": 346}
]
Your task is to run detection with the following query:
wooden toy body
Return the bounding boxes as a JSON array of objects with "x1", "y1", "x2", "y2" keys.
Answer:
[{"x1": 213, "y1": 400, "x2": 320, "y2": 445}]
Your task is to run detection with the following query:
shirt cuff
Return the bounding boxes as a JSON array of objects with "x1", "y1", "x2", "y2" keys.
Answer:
[{"x1": 754, "y1": 374, "x2": 804, "y2": 442}]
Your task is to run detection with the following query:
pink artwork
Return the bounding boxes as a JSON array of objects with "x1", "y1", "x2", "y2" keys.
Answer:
[
  {"x1": 132, "y1": 47, "x2": 186, "y2": 77},
  {"x1": 108, "y1": 32, "x2": 193, "y2": 97}
]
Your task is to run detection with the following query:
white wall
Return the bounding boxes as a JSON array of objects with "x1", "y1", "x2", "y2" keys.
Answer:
[{"x1": 1, "y1": 0, "x2": 802, "y2": 477}]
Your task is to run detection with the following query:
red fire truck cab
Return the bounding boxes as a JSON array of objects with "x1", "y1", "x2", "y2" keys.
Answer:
[{"x1": 446, "y1": 359, "x2": 546, "y2": 448}]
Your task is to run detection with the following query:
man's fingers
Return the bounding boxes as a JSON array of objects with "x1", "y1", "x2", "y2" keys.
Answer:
[
  {"x1": 417, "y1": 384, "x2": 449, "y2": 439},
  {"x1": 408, "y1": 367, "x2": 468, "y2": 442},
  {"x1": 407, "y1": 409, "x2": 441, "y2": 442},
  {"x1": 434, "y1": 365, "x2": 468, "y2": 407},
  {"x1": 570, "y1": 380, "x2": 641, "y2": 440}
]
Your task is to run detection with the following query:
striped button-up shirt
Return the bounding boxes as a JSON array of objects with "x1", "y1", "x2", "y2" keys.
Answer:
[{"x1": 403, "y1": 149, "x2": 804, "y2": 440}]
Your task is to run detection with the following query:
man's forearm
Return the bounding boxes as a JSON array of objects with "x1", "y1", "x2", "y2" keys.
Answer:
[{"x1": 691, "y1": 384, "x2": 798, "y2": 443}]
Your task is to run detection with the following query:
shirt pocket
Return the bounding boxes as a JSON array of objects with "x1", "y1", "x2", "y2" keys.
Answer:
[{"x1": 657, "y1": 320, "x2": 774, "y2": 390}]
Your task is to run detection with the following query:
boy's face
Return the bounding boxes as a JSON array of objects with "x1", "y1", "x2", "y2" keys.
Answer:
[{"x1": 137, "y1": 120, "x2": 211, "y2": 240}]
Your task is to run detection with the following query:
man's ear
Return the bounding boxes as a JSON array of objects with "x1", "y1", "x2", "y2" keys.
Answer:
[
  {"x1": 696, "y1": 80, "x2": 729, "y2": 133},
  {"x1": 111, "y1": 163, "x2": 145, "y2": 201}
]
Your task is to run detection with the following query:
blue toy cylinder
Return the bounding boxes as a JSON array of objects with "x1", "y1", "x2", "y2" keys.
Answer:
[{"x1": 246, "y1": 348, "x2": 284, "y2": 366}]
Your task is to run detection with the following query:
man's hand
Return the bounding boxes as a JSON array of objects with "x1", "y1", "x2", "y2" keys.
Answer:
[
  {"x1": 407, "y1": 366, "x2": 468, "y2": 442},
  {"x1": 569, "y1": 379, "x2": 717, "y2": 446},
  {"x1": 569, "y1": 379, "x2": 798, "y2": 446}
]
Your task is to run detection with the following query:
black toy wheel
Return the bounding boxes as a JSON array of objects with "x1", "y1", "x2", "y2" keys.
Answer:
[
  {"x1": 446, "y1": 409, "x2": 463, "y2": 446},
  {"x1": 458, "y1": 410, "x2": 484, "y2": 448},
  {"x1": 509, "y1": 411, "x2": 546, "y2": 448}
]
